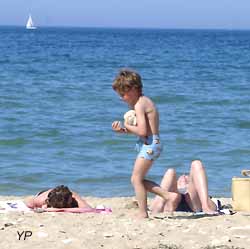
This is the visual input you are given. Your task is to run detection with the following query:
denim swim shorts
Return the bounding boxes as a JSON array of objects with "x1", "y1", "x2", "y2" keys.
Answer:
[{"x1": 135, "y1": 135, "x2": 163, "y2": 161}]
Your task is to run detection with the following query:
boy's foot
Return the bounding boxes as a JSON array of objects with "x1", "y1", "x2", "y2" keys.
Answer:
[{"x1": 136, "y1": 211, "x2": 149, "y2": 219}]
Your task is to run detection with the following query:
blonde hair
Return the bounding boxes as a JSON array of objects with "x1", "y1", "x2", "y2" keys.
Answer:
[{"x1": 112, "y1": 69, "x2": 143, "y2": 96}]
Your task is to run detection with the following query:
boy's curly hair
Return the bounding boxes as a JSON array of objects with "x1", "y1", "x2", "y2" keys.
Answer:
[
  {"x1": 45, "y1": 185, "x2": 78, "y2": 208},
  {"x1": 112, "y1": 69, "x2": 143, "y2": 96}
]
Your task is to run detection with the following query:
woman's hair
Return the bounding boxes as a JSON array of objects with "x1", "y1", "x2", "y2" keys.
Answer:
[
  {"x1": 46, "y1": 185, "x2": 77, "y2": 208},
  {"x1": 112, "y1": 68, "x2": 143, "y2": 96}
]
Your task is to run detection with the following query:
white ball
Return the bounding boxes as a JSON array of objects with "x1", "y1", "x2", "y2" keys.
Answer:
[{"x1": 124, "y1": 110, "x2": 137, "y2": 126}]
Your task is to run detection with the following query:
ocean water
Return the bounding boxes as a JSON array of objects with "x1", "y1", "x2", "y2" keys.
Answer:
[{"x1": 0, "y1": 26, "x2": 250, "y2": 198}]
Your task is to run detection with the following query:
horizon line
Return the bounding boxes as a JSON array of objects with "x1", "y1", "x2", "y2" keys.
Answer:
[{"x1": 0, "y1": 24, "x2": 250, "y2": 31}]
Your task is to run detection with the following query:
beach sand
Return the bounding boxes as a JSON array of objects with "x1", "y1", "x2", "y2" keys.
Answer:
[{"x1": 0, "y1": 196, "x2": 249, "y2": 249}]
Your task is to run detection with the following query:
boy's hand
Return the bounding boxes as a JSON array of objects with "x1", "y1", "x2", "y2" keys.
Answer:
[
  {"x1": 112, "y1": 121, "x2": 122, "y2": 132},
  {"x1": 112, "y1": 121, "x2": 127, "y2": 133}
]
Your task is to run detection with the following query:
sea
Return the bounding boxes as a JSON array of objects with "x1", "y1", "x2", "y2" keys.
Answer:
[{"x1": 0, "y1": 26, "x2": 250, "y2": 198}]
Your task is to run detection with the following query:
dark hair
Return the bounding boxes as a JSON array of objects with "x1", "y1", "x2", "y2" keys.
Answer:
[
  {"x1": 112, "y1": 68, "x2": 143, "y2": 96},
  {"x1": 46, "y1": 185, "x2": 78, "y2": 208}
]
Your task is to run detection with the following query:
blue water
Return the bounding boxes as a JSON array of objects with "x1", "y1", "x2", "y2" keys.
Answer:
[{"x1": 0, "y1": 26, "x2": 250, "y2": 198}]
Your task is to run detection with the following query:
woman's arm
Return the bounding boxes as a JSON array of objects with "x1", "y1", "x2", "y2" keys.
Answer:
[
  {"x1": 72, "y1": 191, "x2": 92, "y2": 208},
  {"x1": 24, "y1": 196, "x2": 36, "y2": 209}
]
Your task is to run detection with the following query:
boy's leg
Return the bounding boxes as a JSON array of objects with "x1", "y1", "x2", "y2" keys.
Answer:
[
  {"x1": 186, "y1": 160, "x2": 217, "y2": 213},
  {"x1": 131, "y1": 157, "x2": 153, "y2": 218},
  {"x1": 150, "y1": 168, "x2": 180, "y2": 213}
]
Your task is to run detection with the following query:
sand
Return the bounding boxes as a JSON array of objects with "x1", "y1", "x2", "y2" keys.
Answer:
[{"x1": 0, "y1": 196, "x2": 249, "y2": 249}]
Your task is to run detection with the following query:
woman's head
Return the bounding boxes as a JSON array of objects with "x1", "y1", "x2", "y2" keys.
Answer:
[
  {"x1": 46, "y1": 185, "x2": 74, "y2": 208},
  {"x1": 112, "y1": 69, "x2": 143, "y2": 97}
]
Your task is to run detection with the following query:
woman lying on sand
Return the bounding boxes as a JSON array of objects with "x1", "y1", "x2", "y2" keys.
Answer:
[
  {"x1": 150, "y1": 160, "x2": 218, "y2": 214},
  {"x1": 25, "y1": 185, "x2": 92, "y2": 211}
]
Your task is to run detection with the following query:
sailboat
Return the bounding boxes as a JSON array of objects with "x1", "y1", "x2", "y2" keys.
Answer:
[{"x1": 26, "y1": 14, "x2": 37, "y2": 29}]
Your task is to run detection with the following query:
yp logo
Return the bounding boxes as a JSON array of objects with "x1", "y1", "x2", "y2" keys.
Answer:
[{"x1": 17, "y1": 231, "x2": 32, "y2": 240}]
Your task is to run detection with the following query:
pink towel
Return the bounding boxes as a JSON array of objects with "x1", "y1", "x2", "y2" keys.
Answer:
[{"x1": 44, "y1": 207, "x2": 112, "y2": 214}]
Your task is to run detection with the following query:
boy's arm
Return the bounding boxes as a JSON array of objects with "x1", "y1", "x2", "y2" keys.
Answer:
[{"x1": 125, "y1": 104, "x2": 147, "y2": 137}]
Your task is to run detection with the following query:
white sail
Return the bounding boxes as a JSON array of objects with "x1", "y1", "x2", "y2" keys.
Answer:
[{"x1": 26, "y1": 14, "x2": 37, "y2": 29}]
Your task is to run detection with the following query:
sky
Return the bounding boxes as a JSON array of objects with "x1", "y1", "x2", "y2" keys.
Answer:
[{"x1": 0, "y1": 0, "x2": 250, "y2": 29}]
